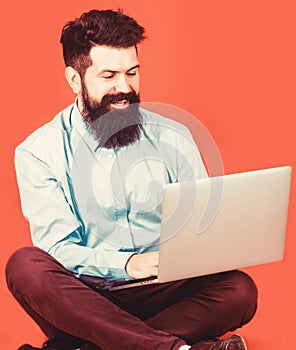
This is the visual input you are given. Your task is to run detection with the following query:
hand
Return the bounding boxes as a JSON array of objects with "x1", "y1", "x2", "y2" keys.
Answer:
[{"x1": 125, "y1": 251, "x2": 159, "y2": 279}]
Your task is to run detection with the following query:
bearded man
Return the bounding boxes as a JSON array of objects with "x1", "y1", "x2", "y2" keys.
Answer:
[{"x1": 6, "y1": 9, "x2": 257, "y2": 350}]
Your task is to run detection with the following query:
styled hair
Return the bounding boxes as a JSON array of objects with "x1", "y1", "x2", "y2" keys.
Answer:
[{"x1": 60, "y1": 9, "x2": 146, "y2": 77}]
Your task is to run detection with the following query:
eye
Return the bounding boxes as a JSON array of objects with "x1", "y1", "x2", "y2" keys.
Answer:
[
  {"x1": 126, "y1": 71, "x2": 138, "y2": 78},
  {"x1": 102, "y1": 74, "x2": 115, "y2": 80}
]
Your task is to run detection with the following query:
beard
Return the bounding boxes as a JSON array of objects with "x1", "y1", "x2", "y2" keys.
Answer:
[{"x1": 81, "y1": 81, "x2": 142, "y2": 149}]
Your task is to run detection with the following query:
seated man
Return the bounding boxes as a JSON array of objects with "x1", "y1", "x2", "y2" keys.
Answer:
[{"x1": 5, "y1": 9, "x2": 257, "y2": 350}]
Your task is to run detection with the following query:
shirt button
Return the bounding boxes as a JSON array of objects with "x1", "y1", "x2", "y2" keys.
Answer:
[{"x1": 107, "y1": 153, "x2": 114, "y2": 160}]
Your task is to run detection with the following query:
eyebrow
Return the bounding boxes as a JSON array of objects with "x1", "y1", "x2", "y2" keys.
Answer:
[{"x1": 98, "y1": 64, "x2": 140, "y2": 75}]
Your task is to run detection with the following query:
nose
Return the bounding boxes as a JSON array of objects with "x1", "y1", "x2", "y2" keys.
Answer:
[{"x1": 115, "y1": 74, "x2": 130, "y2": 93}]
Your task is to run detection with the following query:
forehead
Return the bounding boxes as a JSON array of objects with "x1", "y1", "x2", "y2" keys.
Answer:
[{"x1": 88, "y1": 45, "x2": 139, "y2": 74}]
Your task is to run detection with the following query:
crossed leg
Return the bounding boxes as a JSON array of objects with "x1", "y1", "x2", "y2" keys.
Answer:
[{"x1": 5, "y1": 247, "x2": 258, "y2": 350}]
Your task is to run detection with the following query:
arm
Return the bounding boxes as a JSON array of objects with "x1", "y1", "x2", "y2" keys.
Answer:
[
  {"x1": 15, "y1": 147, "x2": 134, "y2": 280},
  {"x1": 176, "y1": 125, "x2": 208, "y2": 182}
]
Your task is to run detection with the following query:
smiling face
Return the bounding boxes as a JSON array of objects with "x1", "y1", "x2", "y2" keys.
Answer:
[
  {"x1": 79, "y1": 45, "x2": 140, "y2": 112},
  {"x1": 65, "y1": 45, "x2": 143, "y2": 148}
]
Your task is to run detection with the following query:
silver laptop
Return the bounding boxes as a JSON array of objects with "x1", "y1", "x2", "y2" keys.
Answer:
[{"x1": 109, "y1": 166, "x2": 291, "y2": 291}]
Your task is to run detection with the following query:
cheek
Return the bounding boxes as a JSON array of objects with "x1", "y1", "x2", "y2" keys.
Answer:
[
  {"x1": 88, "y1": 83, "x2": 112, "y2": 102},
  {"x1": 131, "y1": 77, "x2": 140, "y2": 93}
]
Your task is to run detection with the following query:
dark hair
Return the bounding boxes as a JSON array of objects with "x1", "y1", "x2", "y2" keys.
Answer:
[{"x1": 60, "y1": 9, "x2": 146, "y2": 77}]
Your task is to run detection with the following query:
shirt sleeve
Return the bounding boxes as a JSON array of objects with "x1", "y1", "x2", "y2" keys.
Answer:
[
  {"x1": 175, "y1": 125, "x2": 208, "y2": 182},
  {"x1": 14, "y1": 147, "x2": 133, "y2": 280}
]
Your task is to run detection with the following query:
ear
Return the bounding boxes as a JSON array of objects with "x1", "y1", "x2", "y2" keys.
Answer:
[{"x1": 64, "y1": 66, "x2": 82, "y2": 94}]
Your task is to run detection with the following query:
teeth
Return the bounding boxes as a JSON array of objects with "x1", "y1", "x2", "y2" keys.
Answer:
[{"x1": 114, "y1": 100, "x2": 127, "y2": 105}]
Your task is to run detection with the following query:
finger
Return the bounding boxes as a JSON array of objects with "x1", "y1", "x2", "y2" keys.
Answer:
[
  {"x1": 150, "y1": 266, "x2": 158, "y2": 276},
  {"x1": 152, "y1": 251, "x2": 159, "y2": 264}
]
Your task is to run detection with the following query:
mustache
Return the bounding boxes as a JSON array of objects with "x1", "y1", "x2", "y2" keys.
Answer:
[{"x1": 101, "y1": 91, "x2": 140, "y2": 105}]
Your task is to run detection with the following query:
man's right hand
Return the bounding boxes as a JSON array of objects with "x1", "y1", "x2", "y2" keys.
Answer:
[{"x1": 125, "y1": 251, "x2": 159, "y2": 279}]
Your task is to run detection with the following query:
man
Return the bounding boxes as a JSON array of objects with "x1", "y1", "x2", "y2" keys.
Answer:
[{"x1": 5, "y1": 9, "x2": 257, "y2": 350}]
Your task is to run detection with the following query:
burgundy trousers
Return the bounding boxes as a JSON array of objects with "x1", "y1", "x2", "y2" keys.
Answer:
[{"x1": 5, "y1": 247, "x2": 258, "y2": 350}]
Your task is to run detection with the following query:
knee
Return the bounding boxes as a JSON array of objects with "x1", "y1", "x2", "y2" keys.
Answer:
[
  {"x1": 5, "y1": 246, "x2": 52, "y2": 295},
  {"x1": 226, "y1": 270, "x2": 258, "y2": 324}
]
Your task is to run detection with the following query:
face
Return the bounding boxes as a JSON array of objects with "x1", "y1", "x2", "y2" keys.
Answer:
[
  {"x1": 75, "y1": 46, "x2": 142, "y2": 148},
  {"x1": 78, "y1": 45, "x2": 140, "y2": 112}
]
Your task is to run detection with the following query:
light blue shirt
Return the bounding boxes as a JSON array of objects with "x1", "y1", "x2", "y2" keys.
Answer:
[{"x1": 15, "y1": 103, "x2": 207, "y2": 280}]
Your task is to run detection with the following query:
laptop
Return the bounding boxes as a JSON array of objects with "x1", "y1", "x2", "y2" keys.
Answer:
[{"x1": 109, "y1": 166, "x2": 292, "y2": 291}]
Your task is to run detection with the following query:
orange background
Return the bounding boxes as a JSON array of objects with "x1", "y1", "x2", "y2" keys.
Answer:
[{"x1": 0, "y1": 0, "x2": 295, "y2": 348}]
